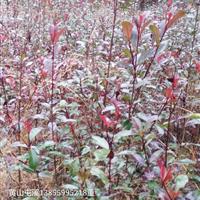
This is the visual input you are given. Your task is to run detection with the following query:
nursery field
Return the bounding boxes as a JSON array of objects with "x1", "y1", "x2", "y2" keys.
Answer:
[{"x1": 0, "y1": 0, "x2": 200, "y2": 199}]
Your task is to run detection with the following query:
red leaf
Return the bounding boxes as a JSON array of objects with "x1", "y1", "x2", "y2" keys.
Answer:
[
  {"x1": 157, "y1": 159, "x2": 166, "y2": 182},
  {"x1": 40, "y1": 69, "x2": 48, "y2": 79},
  {"x1": 170, "y1": 50, "x2": 180, "y2": 58},
  {"x1": 164, "y1": 168, "x2": 173, "y2": 185},
  {"x1": 156, "y1": 53, "x2": 166, "y2": 63},
  {"x1": 172, "y1": 74, "x2": 179, "y2": 88},
  {"x1": 50, "y1": 24, "x2": 57, "y2": 43},
  {"x1": 167, "y1": 12, "x2": 173, "y2": 21},
  {"x1": 167, "y1": 188, "x2": 180, "y2": 200},
  {"x1": 54, "y1": 29, "x2": 64, "y2": 44},
  {"x1": 49, "y1": 24, "x2": 64, "y2": 44},
  {"x1": 24, "y1": 120, "x2": 32, "y2": 133},
  {"x1": 164, "y1": 87, "x2": 176, "y2": 102},
  {"x1": 167, "y1": 10, "x2": 186, "y2": 29},
  {"x1": 43, "y1": 0, "x2": 52, "y2": 6},
  {"x1": 156, "y1": 52, "x2": 170, "y2": 63},
  {"x1": 139, "y1": 14, "x2": 145, "y2": 28},
  {"x1": 195, "y1": 62, "x2": 200, "y2": 73},
  {"x1": 107, "y1": 150, "x2": 114, "y2": 160},
  {"x1": 5, "y1": 114, "x2": 14, "y2": 124},
  {"x1": 0, "y1": 34, "x2": 7, "y2": 42},
  {"x1": 168, "y1": 0, "x2": 173, "y2": 7},
  {"x1": 5, "y1": 76, "x2": 16, "y2": 88},
  {"x1": 165, "y1": 87, "x2": 173, "y2": 98},
  {"x1": 157, "y1": 159, "x2": 173, "y2": 185},
  {"x1": 99, "y1": 114, "x2": 114, "y2": 128},
  {"x1": 111, "y1": 99, "x2": 121, "y2": 119},
  {"x1": 122, "y1": 21, "x2": 133, "y2": 41},
  {"x1": 65, "y1": 112, "x2": 78, "y2": 141},
  {"x1": 64, "y1": 13, "x2": 69, "y2": 21}
]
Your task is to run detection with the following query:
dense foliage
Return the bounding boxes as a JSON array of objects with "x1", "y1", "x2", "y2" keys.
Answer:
[{"x1": 0, "y1": 0, "x2": 199, "y2": 199}]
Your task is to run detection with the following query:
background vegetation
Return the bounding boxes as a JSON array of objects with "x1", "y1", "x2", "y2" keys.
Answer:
[{"x1": 0, "y1": 0, "x2": 199, "y2": 199}]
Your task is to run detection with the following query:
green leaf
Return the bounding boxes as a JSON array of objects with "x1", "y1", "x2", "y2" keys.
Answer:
[
  {"x1": 22, "y1": 164, "x2": 35, "y2": 173},
  {"x1": 65, "y1": 159, "x2": 80, "y2": 177},
  {"x1": 0, "y1": 116, "x2": 5, "y2": 123},
  {"x1": 57, "y1": 115, "x2": 76, "y2": 123},
  {"x1": 94, "y1": 149, "x2": 110, "y2": 161},
  {"x1": 48, "y1": 151, "x2": 65, "y2": 158},
  {"x1": 28, "y1": 149, "x2": 39, "y2": 171},
  {"x1": 157, "y1": 40, "x2": 169, "y2": 54},
  {"x1": 59, "y1": 99, "x2": 68, "y2": 107},
  {"x1": 137, "y1": 49, "x2": 154, "y2": 64},
  {"x1": 145, "y1": 133, "x2": 156, "y2": 145},
  {"x1": 11, "y1": 141, "x2": 28, "y2": 148},
  {"x1": 38, "y1": 171, "x2": 52, "y2": 178},
  {"x1": 81, "y1": 146, "x2": 91, "y2": 155},
  {"x1": 131, "y1": 28, "x2": 138, "y2": 47},
  {"x1": 122, "y1": 120, "x2": 132, "y2": 130},
  {"x1": 177, "y1": 158, "x2": 196, "y2": 165},
  {"x1": 40, "y1": 140, "x2": 55, "y2": 149},
  {"x1": 187, "y1": 119, "x2": 200, "y2": 125},
  {"x1": 123, "y1": 49, "x2": 131, "y2": 58},
  {"x1": 149, "y1": 149, "x2": 164, "y2": 163},
  {"x1": 155, "y1": 125, "x2": 164, "y2": 136},
  {"x1": 188, "y1": 113, "x2": 200, "y2": 119},
  {"x1": 117, "y1": 150, "x2": 135, "y2": 156},
  {"x1": 175, "y1": 174, "x2": 189, "y2": 190},
  {"x1": 149, "y1": 24, "x2": 160, "y2": 46},
  {"x1": 102, "y1": 105, "x2": 115, "y2": 113},
  {"x1": 122, "y1": 95, "x2": 131, "y2": 102},
  {"x1": 114, "y1": 186, "x2": 133, "y2": 193},
  {"x1": 0, "y1": 138, "x2": 7, "y2": 149},
  {"x1": 90, "y1": 167, "x2": 109, "y2": 185},
  {"x1": 32, "y1": 113, "x2": 48, "y2": 120},
  {"x1": 29, "y1": 127, "x2": 43, "y2": 142},
  {"x1": 92, "y1": 136, "x2": 109, "y2": 150},
  {"x1": 114, "y1": 130, "x2": 133, "y2": 143},
  {"x1": 192, "y1": 176, "x2": 200, "y2": 183},
  {"x1": 117, "y1": 150, "x2": 145, "y2": 166},
  {"x1": 148, "y1": 180, "x2": 159, "y2": 191}
]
